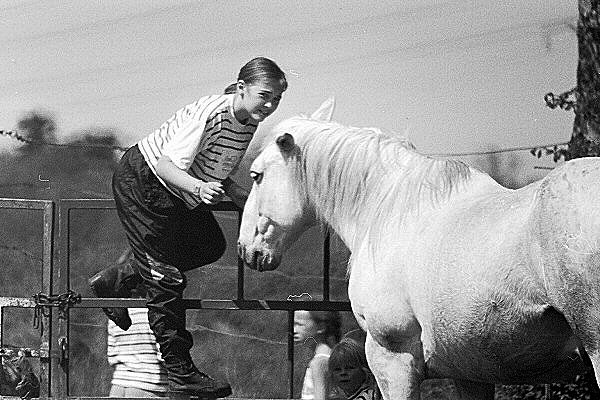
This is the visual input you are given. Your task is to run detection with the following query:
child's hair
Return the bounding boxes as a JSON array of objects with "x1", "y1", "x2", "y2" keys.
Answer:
[
  {"x1": 329, "y1": 338, "x2": 369, "y2": 372},
  {"x1": 223, "y1": 57, "x2": 288, "y2": 94},
  {"x1": 310, "y1": 310, "x2": 342, "y2": 344}
]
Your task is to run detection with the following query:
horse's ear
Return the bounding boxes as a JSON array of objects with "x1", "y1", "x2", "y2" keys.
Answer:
[
  {"x1": 276, "y1": 133, "x2": 295, "y2": 152},
  {"x1": 310, "y1": 97, "x2": 335, "y2": 122}
]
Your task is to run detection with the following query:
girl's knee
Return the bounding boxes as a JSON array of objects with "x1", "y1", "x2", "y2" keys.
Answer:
[{"x1": 205, "y1": 236, "x2": 227, "y2": 264}]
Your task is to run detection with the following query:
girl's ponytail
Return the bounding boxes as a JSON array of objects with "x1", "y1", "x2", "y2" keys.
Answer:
[{"x1": 223, "y1": 82, "x2": 238, "y2": 94}]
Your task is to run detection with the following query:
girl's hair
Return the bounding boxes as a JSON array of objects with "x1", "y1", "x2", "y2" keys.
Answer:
[
  {"x1": 223, "y1": 57, "x2": 288, "y2": 94},
  {"x1": 329, "y1": 338, "x2": 369, "y2": 371},
  {"x1": 310, "y1": 310, "x2": 342, "y2": 344}
]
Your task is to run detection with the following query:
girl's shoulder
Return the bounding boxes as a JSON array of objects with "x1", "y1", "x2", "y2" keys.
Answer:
[
  {"x1": 314, "y1": 343, "x2": 333, "y2": 357},
  {"x1": 308, "y1": 353, "x2": 330, "y2": 373},
  {"x1": 182, "y1": 94, "x2": 231, "y2": 117}
]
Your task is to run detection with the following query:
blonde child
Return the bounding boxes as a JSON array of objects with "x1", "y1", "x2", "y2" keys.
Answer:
[
  {"x1": 294, "y1": 310, "x2": 341, "y2": 399},
  {"x1": 329, "y1": 338, "x2": 381, "y2": 400}
]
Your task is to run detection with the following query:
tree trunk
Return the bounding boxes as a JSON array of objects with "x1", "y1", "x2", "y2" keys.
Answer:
[
  {"x1": 541, "y1": 2, "x2": 600, "y2": 398},
  {"x1": 568, "y1": 0, "x2": 600, "y2": 159}
]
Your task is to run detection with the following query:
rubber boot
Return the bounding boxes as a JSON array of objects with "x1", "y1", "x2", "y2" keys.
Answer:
[{"x1": 88, "y1": 262, "x2": 140, "y2": 330}]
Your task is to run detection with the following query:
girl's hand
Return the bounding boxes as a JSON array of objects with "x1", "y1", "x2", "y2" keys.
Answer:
[{"x1": 194, "y1": 181, "x2": 225, "y2": 204}]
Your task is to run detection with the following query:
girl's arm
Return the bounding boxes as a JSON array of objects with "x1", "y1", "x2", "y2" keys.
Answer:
[
  {"x1": 310, "y1": 357, "x2": 331, "y2": 400},
  {"x1": 155, "y1": 155, "x2": 224, "y2": 204},
  {"x1": 222, "y1": 178, "x2": 249, "y2": 209}
]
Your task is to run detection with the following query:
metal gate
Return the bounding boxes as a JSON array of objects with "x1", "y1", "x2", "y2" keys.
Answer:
[{"x1": 0, "y1": 198, "x2": 351, "y2": 399}]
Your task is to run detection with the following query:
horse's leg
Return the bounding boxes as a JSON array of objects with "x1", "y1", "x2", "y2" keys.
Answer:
[
  {"x1": 365, "y1": 330, "x2": 424, "y2": 400},
  {"x1": 453, "y1": 380, "x2": 495, "y2": 400}
]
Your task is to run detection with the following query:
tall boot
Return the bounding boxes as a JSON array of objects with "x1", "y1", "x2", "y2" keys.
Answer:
[
  {"x1": 164, "y1": 354, "x2": 232, "y2": 399},
  {"x1": 88, "y1": 261, "x2": 141, "y2": 330}
]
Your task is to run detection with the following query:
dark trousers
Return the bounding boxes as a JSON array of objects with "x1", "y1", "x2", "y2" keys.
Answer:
[{"x1": 112, "y1": 145, "x2": 226, "y2": 373}]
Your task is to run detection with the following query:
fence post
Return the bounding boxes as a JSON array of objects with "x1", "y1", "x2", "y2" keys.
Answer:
[
  {"x1": 323, "y1": 232, "x2": 331, "y2": 301},
  {"x1": 52, "y1": 200, "x2": 70, "y2": 397},
  {"x1": 40, "y1": 200, "x2": 55, "y2": 399},
  {"x1": 237, "y1": 208, "x2": 244, "y2": 300},
  {"x1": 287, "y1": 310, "x2": 295, "y2": 399}
]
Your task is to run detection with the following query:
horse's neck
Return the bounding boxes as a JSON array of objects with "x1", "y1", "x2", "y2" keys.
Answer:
[{"x1": 303, "y1": 140, "x2": 478, "y2": 250}]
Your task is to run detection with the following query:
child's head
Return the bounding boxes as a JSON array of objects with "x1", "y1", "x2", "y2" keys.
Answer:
[
  {"x1": 225, "y1": 57, "x2": 288, "y2": 123},
  {"x1": 329, "y1": 338, "x2": 370, "y2": 396},
  {"x1": 293, "y1": 310, "x2": 342, "y2": 346}
]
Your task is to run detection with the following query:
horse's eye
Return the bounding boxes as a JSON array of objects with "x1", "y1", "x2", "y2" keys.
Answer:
[{"x1": 250, "y1": 171, "x2": 263, "y2": 183}]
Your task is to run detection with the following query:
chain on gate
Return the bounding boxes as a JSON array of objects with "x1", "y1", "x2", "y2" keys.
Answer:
[{"x1": 32, "y1": 290, "x2": 81, "y2": 334}]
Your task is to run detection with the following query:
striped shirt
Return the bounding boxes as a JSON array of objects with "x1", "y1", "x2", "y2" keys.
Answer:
[
  {"x1": 107, "y1": 308, "x2": 168, "y2": 393},
  {"x1": 137, "y1": 94, "x2": 258, "y2": 209},
  {"x1": 347, "y1": 385, "x2": 380, "y2": 400}
]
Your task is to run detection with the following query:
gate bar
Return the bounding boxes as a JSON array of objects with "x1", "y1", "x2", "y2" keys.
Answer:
[{"x1": 0, "y1": 198, "x2": 54, "y2": 399}]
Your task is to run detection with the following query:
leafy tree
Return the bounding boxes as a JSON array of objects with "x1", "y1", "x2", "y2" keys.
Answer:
[
  {"x1": 544, "y1": 0, "x2": 600, "y2": 161},
  {"x1": 16, "y1": 111, "x2": 57, "y2": 154}
]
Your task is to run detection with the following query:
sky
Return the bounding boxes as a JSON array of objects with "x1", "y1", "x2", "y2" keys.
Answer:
[{"x1": 0, "y1": 0, "x2": 579, "y2": 185}]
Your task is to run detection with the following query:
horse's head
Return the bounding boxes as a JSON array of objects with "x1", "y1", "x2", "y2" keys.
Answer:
[{"x1": 237, "y1": 98, "x2": 335, "y2": 271}]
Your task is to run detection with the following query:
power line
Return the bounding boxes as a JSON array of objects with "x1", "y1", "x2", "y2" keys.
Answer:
[
  {"x1": 1, "y1": 5, "x2": 572, "y2": 91},
  {"x1": 0, "y1": 1, "x2": 198, "y2": 46},
  {"x1": 429, "y1": 142, "x2": 568, "y2": 157}
]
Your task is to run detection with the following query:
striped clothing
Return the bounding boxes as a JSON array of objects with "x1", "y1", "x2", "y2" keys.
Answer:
[
  {"x1": 107, "y1": 308, "x2": 168, "y2": 393},
  {"x1": 347, "y1": 385, "x2": 380, "y2": 400},
  {"x1": 137, "y1": 94, "x2": 258, "y2": 209}
]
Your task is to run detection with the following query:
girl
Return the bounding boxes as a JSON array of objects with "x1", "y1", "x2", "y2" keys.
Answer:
[
  {"x1": 294, "y1": 310, "x2": 342, "y2": 399},
  {"x1": 89, "y1": 57, "x2": 287, "y2": 398},
  {"x1": 329, "y1": 338, "x2": 381, "y2": 400}
]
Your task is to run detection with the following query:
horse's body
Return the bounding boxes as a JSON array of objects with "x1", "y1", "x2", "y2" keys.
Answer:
[{"x1": 237, "y1": 99, "x2": 600, "y2": 399}]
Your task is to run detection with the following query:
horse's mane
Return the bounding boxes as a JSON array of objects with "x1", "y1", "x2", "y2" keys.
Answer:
[{"x1": 273, "y1": 116, "x2": 472, "y2": 249}]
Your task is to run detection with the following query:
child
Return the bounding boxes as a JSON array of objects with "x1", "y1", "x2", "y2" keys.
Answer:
[
  {"x1": 107, "y1": 281, "x2": 168, "y2": 398},
  {"x1": 89, "y1": 57, "x2": 287, "y2": 398},
  {"x1": 108, "y1": 307, "x2": 169, "y2": 398},
  {"x1": 294, "y1": 310, "x2": 342, "y2": 399},
  {"x1": 329, "y1": 338, "x2": 381, "y2": 400}
]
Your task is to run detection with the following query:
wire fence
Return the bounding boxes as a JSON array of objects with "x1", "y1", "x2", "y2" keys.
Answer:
[{"x1": 0, "y1": 128, "x2": 569, "y2": 158}]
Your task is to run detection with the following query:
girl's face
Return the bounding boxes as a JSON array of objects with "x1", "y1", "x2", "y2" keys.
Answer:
[
  {"x1": 331, "y1": 363, "x2": 366, "y2": 396},
  {"x1": 293, "y1": 310, "x2": 319, "y2": 342},
  {"x1": 236, "y1": 79, "x2": 285, "y2": 123}
]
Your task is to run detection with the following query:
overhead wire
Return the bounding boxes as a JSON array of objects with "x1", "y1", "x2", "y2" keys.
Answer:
[
  {"x1": 0, "y1": 128, "x2": 568, "y2": 157},
  {"x1": 430, "y1": 141, "x2": 568, "y2": 157},
  {"x1": 0, "y1": 0, "x2": 199, "y2": 45},
  {"x1": 1, "y1": 3, "x2": 572, "y2": 92}
]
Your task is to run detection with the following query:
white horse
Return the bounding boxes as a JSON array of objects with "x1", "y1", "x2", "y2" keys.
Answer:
[{"x1": 237, "y1": 99, "x2": 600, "y2": 399}]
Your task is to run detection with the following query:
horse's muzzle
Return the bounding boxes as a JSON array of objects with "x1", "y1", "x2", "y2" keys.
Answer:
[{"x1": 237, "y1": 242, "x2": 280, "y2": 272}]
